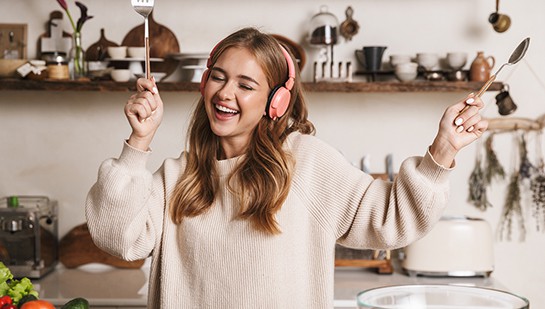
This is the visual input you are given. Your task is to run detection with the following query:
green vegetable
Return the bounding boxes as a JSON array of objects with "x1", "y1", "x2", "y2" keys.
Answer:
[
  {"x1": 18, "y1": 294, "x2": 38, "y2": 307},
  {"x1": 60, "y1": 297, "x2": 90, "y2": 309},
  {"x1": 0, "y1": 262, "x2": 39, "y2": 305}
]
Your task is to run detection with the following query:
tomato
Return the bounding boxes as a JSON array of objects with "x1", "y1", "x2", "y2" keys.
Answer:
[
  {"x1": 0, "y1": 295, "x2": 12, "y2": 306},
  {"x1": 2, "y1": 304, "x2": 16, "y2": 309},
  {"x1": 19, "y1": 300, "x2": 56, "y2": 309}
]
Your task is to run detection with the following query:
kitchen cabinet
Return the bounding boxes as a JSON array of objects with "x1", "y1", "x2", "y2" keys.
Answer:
[{"x1": 0, "y1": 78, "x2": 504, "y2": 93}]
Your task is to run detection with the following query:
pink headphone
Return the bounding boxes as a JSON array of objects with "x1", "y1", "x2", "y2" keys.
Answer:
[{"x1": 199, "y1": 43, "x2": 295, "y2": 120}]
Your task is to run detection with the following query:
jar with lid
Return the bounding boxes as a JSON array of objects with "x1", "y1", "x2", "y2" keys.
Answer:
[
  {"x1": 309, "y1": 5, "x2": 339, "y2": 46},
  {"x1": 44, "y1": 52, "x2": 70, "y2": 80}
]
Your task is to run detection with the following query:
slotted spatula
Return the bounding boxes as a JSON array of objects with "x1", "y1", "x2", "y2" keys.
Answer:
[{"x1": 131, "y1": 0, "x2": 154, "y2": 79}]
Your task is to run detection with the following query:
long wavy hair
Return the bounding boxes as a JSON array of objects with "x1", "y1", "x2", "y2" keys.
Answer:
[{"x1": 169, "y1": 27, "x2": 315, "y2": 234}]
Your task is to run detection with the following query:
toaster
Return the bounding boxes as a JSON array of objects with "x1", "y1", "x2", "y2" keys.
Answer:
[
  {"x1": 401, "y1": 215, "x2": 494, "y2": 277},
  {"x1": 0, "y1": 196, "x2": 59, "y2": 278}
]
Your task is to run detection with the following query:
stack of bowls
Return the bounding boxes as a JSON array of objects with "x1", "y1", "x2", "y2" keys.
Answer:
[
  {"x1": 389, "y1": 55, "x2": 418, "y2": 82},
  {"x1": 164, "y1": 53, "x2": 209, "y2": 82}
]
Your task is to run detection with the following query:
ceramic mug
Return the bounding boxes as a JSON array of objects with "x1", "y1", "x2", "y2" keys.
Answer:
[{"x1": 355, "y1": 46, "x2": 387, "y2": 72}]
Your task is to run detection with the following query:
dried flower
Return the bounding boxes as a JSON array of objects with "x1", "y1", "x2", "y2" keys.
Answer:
[{"x1": 54, "y1": 0, "x2": 93, "y2": 34}]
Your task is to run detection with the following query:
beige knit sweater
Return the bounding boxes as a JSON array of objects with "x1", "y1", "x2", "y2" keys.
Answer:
[{"x1": 86, "y1": 132, "x2": 451, "y2": 308}]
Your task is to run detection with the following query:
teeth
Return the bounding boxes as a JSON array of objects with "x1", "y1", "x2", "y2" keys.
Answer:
[{"x1": 216, "y1": 104, "x2": 238, "y2": 114}]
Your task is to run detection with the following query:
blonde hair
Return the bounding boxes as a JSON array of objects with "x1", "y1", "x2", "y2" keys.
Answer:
[{"x1": 169, "y1": 27, "x2": 315, "y2": 234}]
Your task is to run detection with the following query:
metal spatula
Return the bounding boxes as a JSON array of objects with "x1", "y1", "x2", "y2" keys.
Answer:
[
  {"x1": 131, "y1": 0, "x2": 154, "y2": 79},
  {"x1": 460, "y1": 37, "x2": 530, "y2": 114}
]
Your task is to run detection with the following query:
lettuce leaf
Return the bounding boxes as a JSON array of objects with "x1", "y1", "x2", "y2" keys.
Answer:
[{"x1": 0, "y1": 262, "x2": 39, "y2": 304}]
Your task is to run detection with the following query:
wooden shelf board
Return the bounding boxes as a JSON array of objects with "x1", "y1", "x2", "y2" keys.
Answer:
[{"x1": 0, "y1": 78, "x2": 504, "y2": 93}]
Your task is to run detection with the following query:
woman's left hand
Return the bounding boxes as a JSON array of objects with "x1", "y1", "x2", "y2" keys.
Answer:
[{"x1": 430, "y1": 93, "x2": 488, "y2": 167}]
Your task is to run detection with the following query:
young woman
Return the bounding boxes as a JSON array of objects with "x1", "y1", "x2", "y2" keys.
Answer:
[{"x1": 86, "y1": 27, "x2": 487, "y2": 308}]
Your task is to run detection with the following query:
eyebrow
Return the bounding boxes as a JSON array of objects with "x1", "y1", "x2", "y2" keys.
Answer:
[{"x1": 211, "y1": 67, "x2": 261, "y2": 86}]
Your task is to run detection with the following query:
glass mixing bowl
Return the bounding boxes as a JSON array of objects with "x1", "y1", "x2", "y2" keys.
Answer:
[{"x1": 357, "y1": 284, "x2": 529, "y2": 309}]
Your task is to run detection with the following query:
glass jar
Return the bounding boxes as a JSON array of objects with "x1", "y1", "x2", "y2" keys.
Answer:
[{"x1": 309, "y1": 5, "x2": 339, "y2": 46}]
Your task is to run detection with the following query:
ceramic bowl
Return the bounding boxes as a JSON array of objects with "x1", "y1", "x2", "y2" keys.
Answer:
[
  {"x1": 446, "y1": 52, "x2": 468, "y2": 70},
  {"x1": 107, "y1": 46, "x2": 127, "y2": 59},
  {"x1": 127, "y1": 47, "x2": 146, "y2": 59},
  {"x1": 110, "y1": 69, "x2": 132, "y2": 82},
  {"x1": 389, "y1": 55, "x2": 412, "y2": 68},
  {"x1": 395, "y1": 62, "x2": 418, "y2": 82},
  {"x1": 416, "y1": 53, "x2": 439, "y2": 71}
]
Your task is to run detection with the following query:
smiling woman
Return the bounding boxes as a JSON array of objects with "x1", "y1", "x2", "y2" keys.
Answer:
[{"x1": 85, "y1": 27, "x2": 488, "y2": 308}]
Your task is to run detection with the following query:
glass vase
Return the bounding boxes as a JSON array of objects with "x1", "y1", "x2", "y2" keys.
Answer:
[{"x1": 70, "y1": 32, "x2": 87, "y2": 80}]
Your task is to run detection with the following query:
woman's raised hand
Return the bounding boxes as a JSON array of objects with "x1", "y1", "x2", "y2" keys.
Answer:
[
  {"x1": 124, "y1": 77, "x2": 164, "y2": 151},
  {"x1": 430, "y1": 93, "x2": 488, "y2": 167}
]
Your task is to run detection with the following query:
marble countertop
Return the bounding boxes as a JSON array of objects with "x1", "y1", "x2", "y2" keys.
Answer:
[{"x1": 34, "y1": 262, "x2": 504, "y2": 308}]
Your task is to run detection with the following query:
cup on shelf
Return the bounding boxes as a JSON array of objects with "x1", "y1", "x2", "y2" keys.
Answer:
[
  {"x1": 389, "y1": 54, "x2": 412, "y2": 69},
  {"x1": 416, "y1": 53, "x2": 439, "y2": 71},
  {"x1": 107, "y1": 46, "x2": 127, "y2": 59},
  {"x1": 446, "y1": 52, "x2": 468, "y2": 70},
  {"x1": 127, "y1": 46, "x2": 146, "y2": 59},
  {"x1": 110, "y1": 69, "x2": 132, "y2": 82},
  {"x1": 394, "y1": 62, "x2": 418, "y2": 82}
]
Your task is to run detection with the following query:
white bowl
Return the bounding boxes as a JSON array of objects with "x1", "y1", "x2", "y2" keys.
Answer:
[
  {"x1": 107, "y1": 46, "x2": 127, "y2": 59},
  {"x1": 389, "y1": 55, "x2": 412, "y2": 68},
  {"x1": 395, "y1": 62, "x2": 418, "y2": 81},
  {"x1": 127, "y1": 47, "x2": 146, "y2": 58},
  {"x1": 416, "y1": 53, "x2": 439, "y2": 71},
  {"x1": 110, "y1": 69, "x2": 132, "y2": 82},
  {"x1": 447, "y1": 52, "x2": 468, "y2": 70}
]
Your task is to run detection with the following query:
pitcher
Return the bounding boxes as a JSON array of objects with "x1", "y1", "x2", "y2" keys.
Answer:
[
  {"x1": 355, "y1": 46, "x2": 387, "y2": 72},
  {"x1": 469, "y1": 51, "x2": 495, "y2": 82}
]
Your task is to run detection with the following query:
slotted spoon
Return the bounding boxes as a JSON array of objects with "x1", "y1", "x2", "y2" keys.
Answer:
[
  {"x1": 460, "y1": 37, "x2": 530, "y2": 114},
  {"x1": 131, "y1": 0, "x2": 154, "y2": 79}
]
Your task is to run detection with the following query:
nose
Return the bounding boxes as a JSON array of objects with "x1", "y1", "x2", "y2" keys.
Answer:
[{"x1": 216, "y1": 81, "x2": 236, "y2": 101}]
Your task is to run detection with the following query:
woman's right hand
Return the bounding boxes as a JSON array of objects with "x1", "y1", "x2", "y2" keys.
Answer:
[{"x1": 124, "y1": 77, "x2": 164, "y2": 151}]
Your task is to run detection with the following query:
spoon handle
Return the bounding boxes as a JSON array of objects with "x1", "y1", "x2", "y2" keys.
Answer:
[{"x1": 459, "y1": 74, "x2": 497, "y2": 114}]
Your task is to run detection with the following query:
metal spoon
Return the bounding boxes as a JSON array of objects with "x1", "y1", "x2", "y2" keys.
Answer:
[{"x1": 460, "y1": 37, "x2": 530, "y2": 114}]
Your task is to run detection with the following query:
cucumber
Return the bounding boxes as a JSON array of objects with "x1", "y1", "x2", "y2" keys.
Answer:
[{"x1": 60, "y1": 297, "x2": 90, "y2": 309}]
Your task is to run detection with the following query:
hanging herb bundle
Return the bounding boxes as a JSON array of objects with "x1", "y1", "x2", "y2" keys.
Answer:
[
  {"x1": 484, "y1": 133, "x2": 505, "y2": 184},
  {"x1": 518, "y1": 133, "x2": 535, "y2": 180},
  {"x1": 468, "y1": 153, "x2": 491, "y2": 211},
  {"x1": 530, "y1": 131, "x2": 545, "y2": 232},
  {"x1": 498, "y1": 172, "x2": 526, "y2": 241}
]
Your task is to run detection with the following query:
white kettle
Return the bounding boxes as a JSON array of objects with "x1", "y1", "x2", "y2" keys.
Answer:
[{"x1": 402, "y1": 215, "x2": 494, "y2": 277}]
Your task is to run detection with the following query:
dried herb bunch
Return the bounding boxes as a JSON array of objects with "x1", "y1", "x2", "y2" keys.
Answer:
[
  {"x1": 484, "y1": 133, "x2": 505, "y2": 184},
  {"x1": 519, "y1": 134, "x2": 535, "y2": 180},
  {"x1": 468, "y1": 155, "x2": 491, "y2": 211},
  {"x1": 530, "y1": 131, "x2": 545, "y2": 232},
  {"x1": 498, "y1": 172, "x2": 527, "y2": 241}
]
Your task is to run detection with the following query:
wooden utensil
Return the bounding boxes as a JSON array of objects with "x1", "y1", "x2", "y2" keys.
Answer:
[
  {"x1": 59, "y1": 223, "x2": 145, "y2": 269},
  {"x1": 85, "y1": 28, "x2": 119, "y2": 61}
]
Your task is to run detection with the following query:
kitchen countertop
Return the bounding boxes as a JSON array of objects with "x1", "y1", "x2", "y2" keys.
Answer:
[{"x1": 35, "y1": 261, "x2": 505, "y2": 308}]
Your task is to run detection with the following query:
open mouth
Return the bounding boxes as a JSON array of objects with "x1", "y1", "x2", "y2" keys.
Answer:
[{"x1": 215, "y1": 104, "x2": 239, "y2": 115}]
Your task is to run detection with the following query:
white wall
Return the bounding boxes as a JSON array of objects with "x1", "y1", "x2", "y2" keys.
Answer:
[{"x1": 2, "y1": 0, "x2": 545, "y2": 306}]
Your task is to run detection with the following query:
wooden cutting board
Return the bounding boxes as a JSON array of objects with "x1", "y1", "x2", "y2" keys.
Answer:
[
  {"x1": 85, "y1": 28, "x2": 119, "y2": 61},
  {"x1": 59, "y1": 223, "x2": 145, "y2": 269}
]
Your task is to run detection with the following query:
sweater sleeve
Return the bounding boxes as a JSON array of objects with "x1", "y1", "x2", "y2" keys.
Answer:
[
  {"x1": 85, "y1": 141, "x2": 171, "y2": 261},
  {"x1": 289, "y1": 134, "x2": 451, "y2": 250}
]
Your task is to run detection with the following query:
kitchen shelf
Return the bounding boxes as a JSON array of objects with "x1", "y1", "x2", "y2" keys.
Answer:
[{"x1": 0, "y1": 78, "x2": 504, "y2": 93}]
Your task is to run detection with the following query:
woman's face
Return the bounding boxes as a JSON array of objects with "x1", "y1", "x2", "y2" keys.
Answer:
[{"x1": 203, "y1": 46, "x2": 271, "y2": 157}]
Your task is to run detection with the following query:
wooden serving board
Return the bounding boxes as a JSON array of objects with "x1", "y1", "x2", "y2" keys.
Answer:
[
  {"x1": 85, "y1": 28, "x2": 118, "y2": 61},
  {"x1": 59, "y1": 223, "x2": 145, "y2": 269},
  {"x1": 121, "y1": 12, "x2": 180, "y2": 76}
]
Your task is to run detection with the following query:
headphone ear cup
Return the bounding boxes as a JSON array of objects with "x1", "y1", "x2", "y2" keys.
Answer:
[
  {"x1": 199, "y1": 69, "x2": 210, "y2": 96},
  {"x1": 266, "y1": 86, "x2": 291, "y2": 120}
]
